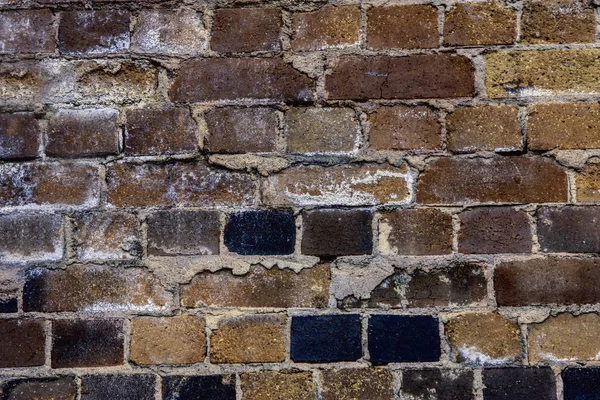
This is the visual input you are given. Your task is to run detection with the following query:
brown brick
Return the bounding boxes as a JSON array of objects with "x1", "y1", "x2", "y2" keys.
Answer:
[
  {"x1": 326, "y1": 55, "x2": 474, "y2": 100},
  {"x1": 181, "y1": 264, "x2": 330, "y2": 308},
  {"x1": 445, "y1": 313, "x2": 521, "y2": 364},
  {"x1": 23, "y1": 265, "x2": 171, "y2": 312},
  {"x1": 211, "y1": 314, "x2": 286, "y2": 363},
  {"x1": 0, "y1": 320, "x2": 45, "y2": 368},
  {"x1": 302, "y1": 209, "x2": 372, "y2": 256},
  {"x1": 444, "y1": 2, "x2": 517, "y2": 46},
  {"x1": 169, "y1": 58, "x2": 313, "y2": 103},
  {"x1": 367, "y1": 5, "x2": 438, "y2": 50},
  {"x1": 486, "y1": 49, "x2": 600, "y2": 98},
  {"x1": 263, "y1": 164, "x2": 410, "y2": 206},
  {"x1": 528, "y1": 313, "x2": 600, "y2": 363},
  {"x1": 52, "y1": 319, "x2": 123, "y2": 368},
  {"x1": 528, "y1": 103, "x2": 600, "y2": 150},
  {"x1": 130, "y1": 316, "x2": 206, "y2": 365},
  {"x1": 205, "y1": 107, "x2": 278, "y2": 153},
  {"x1": 59, "y1": 10, "x2": 130, "y2": 54},
  {"x1": 211, "y1": 7, "x2": 281, "y2": 53},
  {"x1": 416, "y1": 157, "x2": 568, "y2": 205},
  {"x1": 537, "y1": 206, "x2": 600, "y2": 253},
  {"x1": 446, "y1": 106, "x2": 521, "y2": 153},
  {"x1": 46, "y1": 109, "x2": 120, "y2": 158},
  {"x1": 521, "y1": 0, "x2": 595, "y2": 44},
  {"x1": 0, "y1": 61, "x2": 60, "y2": 105},
  {"x1": 2, "y1": 378, "x2": 77, "y2": 400},
  {"x1": 321, "y1": 368, "x2": 394, "y2": 400},
  {"x1": 459, "y1": 207, "x2": 531, "y2": 254},
  {"x1": 0, "y1": 213, "x2": 62, "y2": 262},
  {"x1": 125, "y1": 108, "x2": 197, "y2": 156},
  {"x1": 0, "y1": 10, "x2": 56, "y2": 53},
  {"x1": 495, "y1": 257, "x2": 600, "y2": 306},
  {"x1": 378, "y1": 209, "x2": 453, "y2": 255},
  {"x1": 286, "y1": 107, "x2": 359, "y2": 153},
  {"x1": 576, "y1": 162, "x2": 600, "y2": 202},
  {"x1": 106, "y1": 162, "x2": 170, "y2": 207},
  {"x1": 72, "y1": 211, "x2": 141, "y2": 260},
  {"x1": 291, "y1": 6, "x2": 360, "y2": 51},
  {"x1": 368, "y1": 105, "x2": 441, "y2": 151},
  {"x1": 241, "y1": 371, "x2": 316, "y2": 400},
  {"x1": 0, "y1": 113, "x2": 40, "y2": 160}
]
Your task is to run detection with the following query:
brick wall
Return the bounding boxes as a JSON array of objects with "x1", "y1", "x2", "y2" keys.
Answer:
[{"x1": 0, "y1": 0, "x2": 599, "y2": 399}]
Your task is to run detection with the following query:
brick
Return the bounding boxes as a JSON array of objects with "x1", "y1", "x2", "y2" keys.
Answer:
[
  {"x1": 211, "y1": 314, "x2": 286, "y2": 363},
  {"x1": 291, "y1": 315, "x2": 362, "y2": 362},
  {"x1": 0, "y1": 60, "x2": 61, "y2": 105},
  {"x1": 368, "y1": 5, "x2": 438, "y2": 50},
  {"x1": 241, "y1": 371, "x2": 316, "y2": 400},
  {"x1": 482, "y1": 368, "x2": 556, "y2": 400},
  {"x1": 321, "y1": 368, "x2": 394, "y2": 400},
  {"x1": 286, "y1": 107, "x2": 359, "y2": 153},
  {"x1": 23, "y1": 265, "x2": 171, "y2": 312},
  {"x1": 169, "y1": 58, "x2": 313, "y2": 103},
  {"x1": 368, "y1": 105, "x2": 441, "y2": 151},
  {"x1": 263, "y1": 164, "x2": 410, "y2": 206},
  {"x1": 445, "y1": 313, "x2": 520, "y2": 364},
  {"x1": 0, "y1": 319, "x2": 45, "y2": 368},
  {"x1": 291, "y1": 6, "x2": 360, "y2": 51},
  {"x1": 125, "y1": 108, "x2": 197, "y2": 156},
  {"x1": 459, "y1": 207, "x2": 531, "y2": 254},
  {"x1": 326, "y1": 55, "x2": 474, "y2": 100},
  {"x1": 46, "y1": 109, "x2": 120, "y2": 158},
  {"x1": 528, "y1": 313, "x2": 600, "y2": 363},
  {"x1": 131, "y1": 9, "x2": 207, "y2": 56},
  {"x1": 59, "y1": 10, "x2": 130, "y2": 54},
  {"x1": 205, "y1": 107, "x2": 277, "y2": 153},
  {"x1": 416, "y1": 157, "x2": 568, "y2": 204},
  {"x1": 369, "y1": 262, "x2": 487, "y2": 308},
  {"x1": 368, "y1": 315, "x2": 440, "y2": 364},
  {"x1": 72, "y1": 211, "x2": 141, "y2": 260},
  {"x1": 105, "y1": 163, "x2": 170, "y2": 207},
  {"x1": 0, "y1": 298, "x2": 18, "y2": 313},
  {"x1": 379, "y1": 208, "x2": 453, "y2": 255},
  {"x1": 0, "y1": 10, "x2": 56, "y2": 53},
  {"x1": 538, "y1": 206, "x2": 600, "y2": 253},
  {"x1": 576, "y1": 162, "x2": 600, "y2": 202},
  {"x1": 302, "y1": 209, "x2": 372, "y2": 256},
  {"x1": 494, "y1": 257, "x2": 600, "y2": 306},
  {"x1": 444, "y1": 2, "x2": 517, "y2": 46},
  {"x1": 163, "y1": 375, "x2": 236, "y2": 400},
  {"x1": 486, "y1": 49, "x2": 600, "y2": 98},
  {"x1": 0, "y1": 213, "x2": 62, "y2": 262},
  {"x1": 521, "y1": 0, "x2": 595, "y2": 44},
  {"x1": 224, "y1": 209, "x2": 295, "y2": 255},
  {"x1": 0, "y1": 113, "x2": 40, "y2": 160},
  {"x1": 402, "y1": 369, "x2": 474, "y2": 400},
  {"x1": 211, "y1": 8, "x2": 281, "y2": 53},
  {"x1": 3, "y1": 378, "x2": 77, "y2": 400},
  {"x1": 528, "y1": 103, "x2": 600, "y2": 150},
  {"x1": 148, "y1": 210, "x2": 220, "y2": 256},
  {"x1": 563, "y1": 368, "x2": 600, "y2": 400},
  {"x1": 52, "y1": 319, "x2": 123, "y2": 368},
  {"x1": 81, "y1": 375, "x2": 156, "y2": 400},
  {"x1": 180, "y1": 264, "x2": 330, "y2": 308},
  {"x1": 130, "y1": 316, "x2": 206, "y2": 365},
  {"x1": 446, "y1": 106, "x2": 521, "y2": 153}
]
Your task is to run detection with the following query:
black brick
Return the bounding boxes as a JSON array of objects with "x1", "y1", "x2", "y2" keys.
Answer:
[
  {"x1": 81, "y1": 375, "x2": 156, "y2": 400},
  {"x1": 2, "y1": 377, "x2": 77, "y2": 400},
  {"x1": 0, "y1": 298, "x2": 18, "y2": 313},
  {"x1": 162, "y1": 375, "x2": 236, "y2": 400},
  {"x1": 563, "y1": 368, "x2": 600, "y2": 400},
  {"x1": 537, "y1": 206, "x2": 600, "y2": 253},
  {"x1": 482, "y1": 368, "x2": 556, "y2": 400},
  {"x1": 224, "y1": 209, "x2": 296, "y2": 255},
  {"x1": 402, "y1": 369, "x2": 475, "y2": 400}
]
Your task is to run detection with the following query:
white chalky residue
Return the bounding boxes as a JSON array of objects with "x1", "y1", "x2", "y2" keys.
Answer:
[
  {"x1": 88, "y1": 32, "x2": 130, "y2": 55},
  {"x1": 458, "y1": 346, "x2": 513, "y2": 365},
  {"x1": 82, "y1": 299, "x2": 167, "y2": 313}
]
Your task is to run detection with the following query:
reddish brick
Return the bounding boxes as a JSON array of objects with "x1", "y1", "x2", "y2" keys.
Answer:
[
  {"x1": 106, "y1": 163, "x2": 170, "y2": 208},
  {"x1": 0, "y1": 10, "x2": 56, "y2": 53},
  {"x1": 302, "y1": 209, "x2": 372, "y2": 256},
  {"x1": 0, "y1": 320, "x2": 45, "y2": 368},
  {"x1": 59, "y1": 10, "x2": 130, "y2": 54},
  {"x1": 0, "y1": 113, "x2": 40, "y2": 160},
  {"x1": 211, "y1": 7, "x2": 281, "y2": 53},
  {"x1": 521, "y1": 0, "x2": 595, "y2": 44},
  {"x1": 0, "y1": 213, "x2": 62, "y2": 262},
  {"x1": 367, "y1": 5, "x2": 439, "y2": 50},
  {"x1": 537, "y1": 206, "x2": 600, "y2": 253},
  {"x1": 444, "y1": 2, "x2": 517, "y2": 46},
  {"x1": 321, "y1": 369, "x2": 394, "y2": 400},
  {"x1": 46, "y1": 109, "x2": 120, "y2": 158},
  {"x1": 2, "y1": 378, "x2": 77, "y2": 400},
  {"x1": 241, "y1": 371, "x2": 316, "y2": 400},
  {"x1": 416, "y1": 157, "x2": 568, "y2": 204},
  {"x1": 291, "y1": 6, "x2": 361, "y2": 51},
  {"x1": 326, "y1": 55, "x2": 475, "y2": 100}
]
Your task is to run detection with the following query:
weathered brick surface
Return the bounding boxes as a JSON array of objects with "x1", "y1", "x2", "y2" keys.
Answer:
[
  {"x1": 292, "y1": 6, "x2": 360, "y2": 51},
  {"x1": 521, "y1": 0, "x2": 595, "y2": 44},
  {"x1": 367, "y1": 5, "x2": 439, "y2": 50},
  {"x1": 224, "y1": 209, "x2": 295, "y2": 255},
  {"x1": 211, "y1": 8, "x2": 281, "y2": 53},
  {"x1": 0, "y1": 113, "x2": 40, "y2": 160},
  {"x1": 148, "y1": 210, "x2": 220, "y2": 256},
  {"x1": 321, "y1": 368, "x2": 394, "y2": 400},
  {"x1": 302, "y1": 209, "x2": 372, "y2": 256},
  {"x1": 576, "y1": 162, "x2": 600, "y2": 202},
  {"x1": 59, "y1": 11, "x2": 130, "y2": 54},
  {"x1": 482, "y1": 368, "x2": 557, "y2": 400},
  {"x1": 401, "y1": 369, "x2": 474, "y2": 400},
  {"x1": 0, "y1": 319, "x2": 46, "y2": 368},
  {"x1": 105, "y1": 163, "x2": 170, "y2": 207},
  {"x1": 0, "y1": 10, "x2": 55, "y2": 53},
  {"x1": 81, "y1": 375, "x2": 156, "y2": 400},
  {"x1": 241, "y1": 371, "x2": 316, "y2": 400},
  {"x1": 0, "y1": 213, "x2": 62, "y2": 262},
  {"x1": 444, "y1": 2, "x2": 517, "y2": 46},
  {"x1": 563, "y1": 368, "x2": 600, "y2": 400},
  {"x1": 2, "y1": 378, "x2": 77, "y2": 400},
  {"x1": 163, "y1": 375, "x2": 236, "y2": 400},
  {"x1": 537, "y1": 206, "x2": 600, "y2": 253}
]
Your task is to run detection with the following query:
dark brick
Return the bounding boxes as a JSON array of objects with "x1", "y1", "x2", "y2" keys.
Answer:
[
  {"x1": 224, "y1": 209, "x2": 295, "y2": 255},
  {"x1": 147, "y1": 210, "x2": 220, "y2": 256},
  {"x1": 125, "y1": 108, "x2": 197, "y2": 156},
  {"x1": 563, "y1": 368, "x2": 600, "y2": 400},
  {"x1": 459, "y1": 207, "x2": 532, "y2": 254},
  {"x1": 326, "y1": 55, "x2": 475, "y2": 100},
  {"x1": 444, "y1": 2, "x2": 517, "y2": 46},
  {"x1": 368, "y1": 315, "x2": 440, "y2": 364},
  {"x1": 81, "y1": 375, "x2": 156, "y2": 400},
  {"x1": 2, "y1": 378, "x2": 77, "y2": 400},
  {"x1": 301, "y1": 209, "x2": 372, "y2": 256},
  {"x1": 0, "y1": 298, "x2": 17, "y2": 313},
  {"x1": 521, "y1": 0, "x2": 595, "y2": 44},
  {"x1": 482, "y1": 368, "x2": 556, "y2": 400},
  {"x1": 538, "y1": 206, "x2": 600, "y2": 253},
  {"x1": 52, "y1": 319, "x2": 124, "y2": 368},
  {"x1": 0, "y1": 213, "x2": 62, "y2": 262},
  {"x1": 162, "y1": 375, "x2": 236, "y2": 400},
  {"x1": 367, "y1": 5, "x2": 439, "y2": 50},
  {"x1": 401, "y1": 369, "x2": 474, "y2": 400},
  {"x1": 321, "y1": 368, "x2": 394, "y2": 400},
  {"x1": 291, "y1": 315, "x2": 362, "y2": 363},
  {"x1": 0, "y1": 113, "x2": 40, "y2": 160},
  {"x1": 211, "y1": 8, "x2": 281, "y2": 53},
  {"x1": 59, "y1": 10, "x2": 130, "y2": 54},
  {"x1": 0, "y1": 10, "x2": 56, "y2": 53},
  {"x1": 291, "y1": 6, "x2": 361, "y2": 51},
  {"x1": 0, "y1": 319, "x2": 45, "y2": 368}
]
